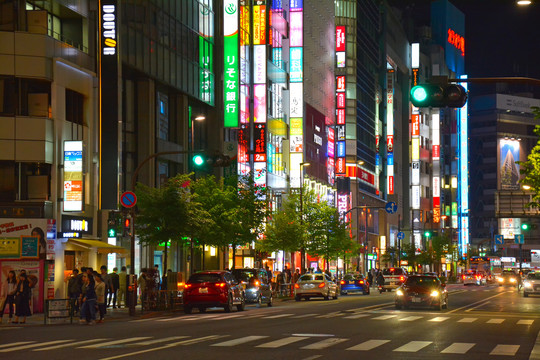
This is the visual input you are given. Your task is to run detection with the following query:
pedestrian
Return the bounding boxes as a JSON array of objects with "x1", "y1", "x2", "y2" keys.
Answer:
[
  {"x1": 94, "y1": 273, "x2": 106, "y2": 323},
  {"x1": 0, "y1": 270, "x2": 17, "y2": 323},
  {"x1": 265, "y1": 265, "x2": 272, "y2": 281},
  {"x1": 109, "y1": 267, "x2": 120, "y2": 308},
  {"x1": 276, "y1": 271, "x2": 284, "y2": 295},
  {"x1": 100, "y1": 266, "x2": 113, "y2": 308},
  {"x1": 293, "y1": 268, "x2": 300, "y2": 284},
  {"x1": 118, "y1": 266, "x2": 127, "y2": 308},
  {"x1": 68, "y1": 269, "x2": 81, "y2": 313},
  {"x1": 80, "y1": 272, "x2": 96, "y2": 325},
  {"x1": 153, "y1": 264, "x2": 161, "y2": 290},
  {"x1": 367, "y1": 269, "x2": 374, "y2": 287},
  {"x1": 376, "y1": 271, "x2": 385, "y2": 289},
  {"x1": 138, "y1": 269, "x2": 148, "y2": 305},
  {"x1": 13, "y1": 272, "x2": 31, "y2": 324}
]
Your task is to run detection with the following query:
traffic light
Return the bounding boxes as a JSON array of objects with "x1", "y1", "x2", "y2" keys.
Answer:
[
  {"x1": 107, "y1": 211, "x2": 118, "y2": 238},
  {"x1": 410, "y1": 83, "x2": 467, "y2": 108},
  {"x1": 424, "y1": 230, "x2": 432, "y2": 238},
  {"x1": 192, "y1": 154, "x2": 205, "y2": 167},
  {"x1": 522, "y1": 223, "x2": 530, "y2": 231},
  {"x1": 123, "y1": 217, "x2": 132, "y2": 237},
  {"x1": 192, "y1": 152, "x2": 233, "y2": 168}
]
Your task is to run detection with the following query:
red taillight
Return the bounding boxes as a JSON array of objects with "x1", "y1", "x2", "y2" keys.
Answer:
[
  {"x1": 318, "y1": 282, "x2": 325, "y2": 288},
  {"x1": 254, "y1": 280, "x2": 260, "y2": 286},
  {"x1": 294, "y1": 283, "x2": 300, "y2": 289},
  {"x1": 340, "y1": 280, "x2": 345, "y2": 285},
  {"x1": 400, "y1": 276, "x2": 404, "y2": 282},
  {"x1": 215, "y1": 282, "x2": 226, "y2": 287},
  {"x1": 359, "y1": 281, "x2": 364, "y2": 284},
  {"x1": 476, "y1": 276, "x2": 480, "y2": 280},
  {"x1": 462, "y1": 275, "x2": 466, "y2": 280},
  {"x1": 184, "y1": 283, "x2": 192, "y2": 288}
]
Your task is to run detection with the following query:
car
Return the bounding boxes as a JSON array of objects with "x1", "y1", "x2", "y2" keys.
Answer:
[
  {"x1": 395, "y1": 275, "x2": 448, "y2": 310},
  {"x1": 340, "y1": 273, "x2": 370, "y2": 295},
  {"x1": 381, "y1": 267, "x2": 408, "y2": 292},
  {"x1": 462, "y1": 270, "x2": 487, "y2": 286},
  {"x1": 231, "y1": 268, "x2": 273, "y2": 306},
  {"x1": 496, "y1": 270, "x2": 519, "y2": 287},
  {"x1": 294, "y1": 273, "x2": 339, "y2": 301},
  {"x1": 522, "y1": 272, "x2": 540, "y2": 297},
  {"x1": 183, "y1": 271, "x2": 245, "y2": 314}
]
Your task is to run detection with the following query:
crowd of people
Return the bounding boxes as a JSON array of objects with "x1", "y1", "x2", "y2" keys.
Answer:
[{"x1": 0, "y1": 270, "x2": 34, "y2": 324}]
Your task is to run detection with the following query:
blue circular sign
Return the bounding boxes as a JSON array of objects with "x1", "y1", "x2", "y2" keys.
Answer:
[
  {"x1": 121, "y1": 191, "x2": 137, "y2": 208},
  {"x1": 397, "y1": 232, "x2": 405, "y2": 240}
]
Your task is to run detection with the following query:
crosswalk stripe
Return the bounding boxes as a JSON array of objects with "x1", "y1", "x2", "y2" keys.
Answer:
[
  {"x1": 429, "y1": 317, "x2": 450, "y2": 322},
  {"x1": 34, "y1": 338, "x2": 108, "y2": 351},
  {"x1": 79, "y1": 337, "x2": 150, "y2": 348},
  {"x1": 301, "y1": 338, "x2": 348, "y2": 350},
  {"x1": 393, "y1": 341, "x2": 432, "y2": 352},
  {"x1": 211, "y1": 336, "x2": 269, "y2": 347},
  {"x1": 399, "y1": 316, "x2": 423, "y2": 322},
  {"x1": 0, "y1": 340, "x2": 73, "y2": 352},
  {"x1": 487, "y1": 319, "x2": 505, "y2": 324},
  {"x1": 373, "y1": 315, "x2": 397, "y2": 320},
  {"x1": 0, "y1": 342, "x2": 35, "y2": 349},
  {"x1": 441, "y1": 342, "x2": 475, "y2": 354},
  {"x1": 169, "y1": 335, "x2": 228, "y2": 346},
  {"x1": 157, "y1": 316, "x2": 196, "y2": 322},
  {"x1": 489, "y1": 344, "x2": 520, "y2": 356},
  {"x1": 346, "y1": 339, "x2": 391, "y2": 351},
  {"x1": 517, "y1": 319, "x2": 534, "y2": 325},
  {"x1": 256, "y1": 336, "x2": 310, "y2": 348},
  {"x1": 316, "y1": 312, "x2": 344, "y2": 319},
  {"x1": 130, "y1": 317, "x2": 168, "y2": 322},
  {"x1": 458, "y1": 317, "x2": 477, "y2": 323},
  {"x1": 135, "y1": 336, "x2": 189, "y2": 346},
  {"x1": 264, "y1": 314, "x2": 294, "y2": 319},
  {"x1": 344, "y1": 314, "x2": 369, "y2": 319},
  {"x1": 292, "y1": 314, "x2": 318, "y2": 318},
  {"x1": 208, "y1": 314, "x2": 243, "y2": 320}
]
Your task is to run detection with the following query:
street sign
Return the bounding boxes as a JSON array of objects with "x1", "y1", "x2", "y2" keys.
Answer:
[
  {"x1": 397, "y1": 232, "x2": 405, "y2": 240},
  {"x1": 515, "y1": 234, "x2": 524, "y2": 244},
  {"x1": 385, "y1": 201, "x2": 397, "y2": 214},
  {"x1": 120, "y1": 191, "x2": 137, "y2": 208},
  {"x1": 494, "y1": 234, "x2": 504, "y2": 245}
]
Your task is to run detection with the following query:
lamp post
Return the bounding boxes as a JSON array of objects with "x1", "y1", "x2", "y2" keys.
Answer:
[{"x1": 299, "y1": 162, "x2": 310, "y2": 271}]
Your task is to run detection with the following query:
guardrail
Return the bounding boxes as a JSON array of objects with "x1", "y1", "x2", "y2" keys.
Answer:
[{"x1": 140, "y1": 290, "x2": 184, "y2": 314}]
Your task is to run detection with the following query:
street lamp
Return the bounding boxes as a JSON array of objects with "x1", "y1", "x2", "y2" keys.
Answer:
[
  {"x1": 299, "y1": 162, "x2": 310, "y2": 271},
  {"x1": 190, "y1": 115, "x2": 206, "y2": 172},
  {"x1": 517, "y1": 0, "x2": 532, "y2": 5}
]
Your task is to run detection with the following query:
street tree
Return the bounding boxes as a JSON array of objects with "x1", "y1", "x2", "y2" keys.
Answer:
[{"x1": 518, "y1": 107, "x2": 540, "y2": 207}]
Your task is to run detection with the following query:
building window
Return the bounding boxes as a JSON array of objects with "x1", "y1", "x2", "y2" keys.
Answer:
[{"x1": 65, "y1": 89, "x2": 84, "y2": 125}]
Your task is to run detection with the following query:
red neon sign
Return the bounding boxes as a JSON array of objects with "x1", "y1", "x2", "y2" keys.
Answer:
[
  {"x1": 447, "y1": 28, "x2": 465, "y2": 56},
  {"x1": 336, "y1": 26, "x2": 345, "y2": 52}
]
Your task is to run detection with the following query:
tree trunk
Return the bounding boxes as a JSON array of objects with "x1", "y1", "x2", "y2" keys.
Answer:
[
  {"x1": 231, "y1": 244, "x2": 236, "y2": 269},
  {"x1": 163, "y1": 243, "x2": 168, "y2": 276}
]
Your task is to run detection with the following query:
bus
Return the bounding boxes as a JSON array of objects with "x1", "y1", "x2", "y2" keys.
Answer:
[{"x1": 469, "y1": 256, "x2": 502, "y2": 282}]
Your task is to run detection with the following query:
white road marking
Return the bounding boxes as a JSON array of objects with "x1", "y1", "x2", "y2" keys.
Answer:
[
  {"x1": 429, "y1": 317, "x2": 450, "y2": 322},
  {"x1": 458, "y1": 317, "x2": 478, "y2": 323},
  {"x1": 344, "y1": 314, "x2": 369, "y2": 319},
  {"x1": 448, "y1": 291, "x2": 507, "y2": 313},
  {"x1": 256, "y1": 336, "x2": 310, "y2": 348},
  {"x1": 441, "y1": 342, "x2": 475, "y2": 354},
  {"x1": 211, "y1": 336, "x2": 269, "y2": 347},
  {"x1": 529, "y1": 328, "x2": 540, "y2": 360},
  {"x1": 135, "y1": 336, "x2": 189, "y2": 346},
  {"x1": 79, "y1": 337, "x2": 150, "y2": 348},
  {"x1": 399, "y1": 316, "x2": 423, "y2": 322},
  {"x1": 316, "y1": 312, "x2": 344, "y2": 318},
  {"x1": 263, "y1": 313, "x2": 294, "y2": 319},
  {"x1": 130, "y1": 317, "x2": 168, "y2": 322},
  {"x1": 208, "y1": 314, "x2": 243, "y2": 320},
  {"x1": 487, "y1": 319, "x2": 505, "y2": 324},
  {"x1": 300, "y1": 338, "x2": 348, "y2": 350},
  {"x1": 373, "y1": 315, "x2": 397, "y2": 320},
  {"x1": 518, "y1": 319, "x2": 534, "y2": 325},
  {"x1": 0, "y1": 340, "x2": 73, "y2": 352},
  {"x1": 0, "y1": 342, "x2": 34, "y2": 349},
  {"x1": 292, "y1": 313, "x2": 318, "y2": 318},
  {"x1": 393, "y1": 341, "x2": 432, "y2": 352},
  {"x1": 346, "y1": 339, "x2": 391, "y2": 351},
  {"x1": 489, "y1": 344, "x2": 520, "y2": 356},
  {"x1": 34, "y1": 338, "x2": 107, "y2": 351}
]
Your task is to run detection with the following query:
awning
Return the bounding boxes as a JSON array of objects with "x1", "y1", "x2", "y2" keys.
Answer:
[{"x1": 68, "y1": 239, "x2": 127, "y2": 254}]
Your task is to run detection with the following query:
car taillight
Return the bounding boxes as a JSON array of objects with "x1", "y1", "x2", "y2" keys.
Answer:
[
  {"x1": 215, "y1": 282, "x2": 226, "y2": 287},
  {"x1": 318, "y1": 282, "x2": 325, "y2": 288},
  {"x1": 184, "y1": 283, "x2": 192, "y2": 288},
  {"x1": 462, "y1": 275, "x2": 466, "y2": 280},
  {"x1": 400, "y1": 276, "x2": 404, "y2": 282},
  {"x1": 340, "y1": 280, "x2": 345, "y2": 285},
  {"x1": 476, "y1": 275, "x2": 480, "y2": 280},
  {"x1": 254, "y1": 280, "x2": 260, "y2": 286},
  {"x1": 359, "y1": 281, "x2": 364, "y2": 284},
  {"x1": 294, "y1": 283, "x2": 300, "y2": 289}
]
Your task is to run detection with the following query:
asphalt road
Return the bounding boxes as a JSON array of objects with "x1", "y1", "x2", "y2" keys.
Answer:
[{"x1": 1, "y1": 283, "x2": 539, "y2": 360}]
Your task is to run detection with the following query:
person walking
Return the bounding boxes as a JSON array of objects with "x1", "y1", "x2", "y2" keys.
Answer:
[
  {"x1": 118, "y1": 266, "x2": 127, "y2": 308},
  {"x1": 80, "y1": 272, "x2": 97, "y2": 325},
  {"x1": 367, "y1": 269, "x2": 374, "y2": 288},
  {"x1": 13, "y1": 272, "x2": 31, "y2": 324},
  {"x1": 109, "y1": 267, "x2": 120, "y2": 308},
  {"x1": 100, "y1": 266, "x2": 113, "y2": 308},
  {"x1": 293, "y1": 268, "x2": 300, "y2": 284},
  {"x1": 94, "y1": 273, "x2": 106, "y2": 323},
  {"x1": 138, "y1": 269, "x2": 148, "y2": 306},
  {"x1": 0, "y1": 270, "x2": 17, "y2": 323},
  {"x1": 67, "y1": 269, "x2": 81, "y2": 313}
]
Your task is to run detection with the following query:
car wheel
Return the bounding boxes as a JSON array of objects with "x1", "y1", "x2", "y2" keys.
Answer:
[
  {"x1": 295, "y1": 295, "x2": 302, "y2": 301},
  {"x1": 184, "y1": 305, "x2": 192, "y2": 314},
  {"x1": 256, "y1": 294, "x2": 263, "y2": 307},
  {"x1": 333, "y1": 290, "x2": 339, "y2": 300},
  {"x1": 267, "y1": 294, "x2": 273, "y2": 307},
  {"x1": 524, "y1": 292, "x2": 529, "y2": 297},
  {"x1": 237, "y1": 296, "x2": 245, "y2": 311},
  {"x1": 199, "y1": 307, "x2": 206, "y2": 313},
  {"x1": 224, "y1": 294, "x2": 233, "y2": 313}
]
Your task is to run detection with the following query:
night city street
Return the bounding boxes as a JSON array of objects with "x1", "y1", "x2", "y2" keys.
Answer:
[{"x1": 1, "y1": 285, "x2": 539, "y2": 360}]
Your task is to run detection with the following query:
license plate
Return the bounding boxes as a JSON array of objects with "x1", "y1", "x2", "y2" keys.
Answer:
[
  {"x1": 199, "y1": 287, "x2": 208, "y2": 293},
  {"x1": 349, "y1": 281, "x2": 355, "y2": 284},
  {"x1": 412, "y1": 297, "x2": 421, "y2": 303}
]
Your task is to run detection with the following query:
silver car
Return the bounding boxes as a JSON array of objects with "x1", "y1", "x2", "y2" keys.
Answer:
[
  {"x1": 294, "y1": 273, "x2": 339, "y2": 301},
  {"x1": 523, "y1": 272, "x2": 540, "y2": 297}
]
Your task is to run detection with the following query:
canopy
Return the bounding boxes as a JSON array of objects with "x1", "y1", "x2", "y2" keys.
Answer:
[{"x1": 68, "y1": 238, "x2": 127, "y2": 254}]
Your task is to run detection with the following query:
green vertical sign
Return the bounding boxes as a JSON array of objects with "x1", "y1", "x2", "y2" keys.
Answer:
[{"x1": 224, "y1": 0, "x2": 239, "y2": 128}]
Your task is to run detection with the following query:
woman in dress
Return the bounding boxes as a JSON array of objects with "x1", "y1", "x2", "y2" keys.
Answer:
[
  {"x1": 14, "y1": 272, "x2": 31, "y2": 324},
  {"x1": 0, "y1": 271, "x2": 17, "y2": 323}
]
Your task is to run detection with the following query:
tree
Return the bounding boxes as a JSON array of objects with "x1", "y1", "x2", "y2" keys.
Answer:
[
  {"x1": 518, "y1": 107, "x2": 540, "y2": 207},
  {"x1": 400, "y1": 242, "x2": 419, "y2": 269},
  {"x1": 381, "y1": 246, "x2": 399, "y2": 267}
]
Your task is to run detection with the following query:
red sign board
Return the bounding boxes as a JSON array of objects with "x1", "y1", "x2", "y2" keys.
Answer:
[
  {"x1": 447, "y1": 28, "x2": 465, "y2": 56},
  {"x1": 337, "y1": 93, "x2": 346, "y2": 108},
  {"x1": 336, "y1": 26, "x2": 346, "y2": 52},
  {"x1": 337, "y1": 109, "x2": 345, "y2": 125},
  {"x1": 433, "y1": 145, "x2": 440, "y2": 160},
  {"x1": 254, "y1": 124, "x2": 266, "y2": 154},
  {"x1": 387, "y1": 135, "x2": 394, "y2": 153},
  {"x1": 412, "y1": 114, "x2": 420, "y2": 136},
  {"x1": 389, "y1": 176, "x2": 394, "y2": 195},
  {"x1": 336, "y1": 76, "x2": 345, "y2": 92},
  {"x1": 336, "y1": 158, "x2": 346, "y2": 175}
]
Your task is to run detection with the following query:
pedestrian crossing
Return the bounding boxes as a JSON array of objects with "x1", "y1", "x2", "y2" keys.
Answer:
[{"x1": 0, "y1": 334, "x2": 524, "y2": 356}]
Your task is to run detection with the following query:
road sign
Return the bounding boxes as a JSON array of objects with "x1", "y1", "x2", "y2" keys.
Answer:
[
  {"x1": 120, "y1": 191, "x2": 137, "y2": 208},
  {"x1": 515, "y1": 234, "x2": 524, "y2": 244},
  {"x1": 397, "y1": 232, "x2": 405, "y2": 240},
  {"x1": 494, "y1": 235, "x2": 504, "y2": 245},
  {"x1": 385, "y1": 201, "x2": 397, "y2": 214}
]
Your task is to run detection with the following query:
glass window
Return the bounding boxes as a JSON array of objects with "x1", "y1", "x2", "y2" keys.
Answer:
[{"x1": 188, "y1": 273, "x2": 221, "y2": 283}]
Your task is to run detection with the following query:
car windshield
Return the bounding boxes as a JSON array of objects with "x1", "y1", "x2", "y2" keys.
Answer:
[
  {"x1": 383, "y1": 268, "x2": 405, "y2": 275},
  {"x1": 344, "y1": 274, "x2": 363, "y2": 281},
  {"x1": 502, "y1": 271, "x2": 516, "y2": 277},
  {"x1": 527, "y1": 273, "x2": 540, "y2": 280},
  {"x1": 299, "y1": 274, "x2": 324, "y2": 281},
  {"x1": 188, "y1": 273, "x2": 222, "y2": 283},
  {"x1": 405, "y1": 276, "x2": 439, "y2": 287},
  {"x1": 232, "y1": 270, "x2": 256, "y2": 282}
]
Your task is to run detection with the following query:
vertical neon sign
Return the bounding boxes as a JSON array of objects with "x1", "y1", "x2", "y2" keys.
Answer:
[
  {"x1": 253, "y1": 2, "x2": 267, "y2": 187},
  {"x1": 386, "y1": 70, "x2": 394, "y2": 194},
  {"x1": 459, "y1": 74, "x2": 469, "y2": 257},
  {"x1": 289, "y1": 0, "x2": 303, "y2": 188},
  {"x1": 224, "y1": 0, "x2": 239, "y2": 128}
]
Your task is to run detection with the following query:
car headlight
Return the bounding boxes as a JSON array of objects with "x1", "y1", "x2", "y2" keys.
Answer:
[
  {"x1": 510, "y1": 278, "x2": 516, "y2": 283},
  {"x1": 524, "y1": 281, "x2": 533, "y2": 288},
  {"x1": 430, "y1": 290, "x2": 440, "y2": 297},
  {"x1": 396, "y1": 289, "x2": 404, "y2": 296},
  {"x1": 497, "y1": 277, "x2": 504, "y2": 282}
]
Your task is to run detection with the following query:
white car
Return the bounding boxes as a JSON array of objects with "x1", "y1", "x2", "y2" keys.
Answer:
[
  {"x1": 294, "y1": 273, "x2": 339, "y2": 301},
  {"x1": 463, "y1": 271, "x2": 487, "y2": 286},
  {"x1": 522, "y1": 272, "x2": 540, "y2": 297}
]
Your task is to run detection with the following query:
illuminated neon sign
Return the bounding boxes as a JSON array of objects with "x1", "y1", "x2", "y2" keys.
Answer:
[
  {"x1": 101, "y1": 4, "x2": 117, "y2": 55},
  {"x1": 447, "y1": 28, "x2": 465, "y2": 56},
  {"x1": 224, "y1": 0, "x2": 239, "y2": 127}
]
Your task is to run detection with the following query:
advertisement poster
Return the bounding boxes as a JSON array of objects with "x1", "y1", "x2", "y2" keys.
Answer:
[
  {"x1": 0, "y1": 260, "x2": 44, "y2": 313},
  {"x1": 0, "y1": 219, "x2": 52, "y2": 260},
  {"x1": 500, "y1": 139, "x2": 520, "y2": 190}
]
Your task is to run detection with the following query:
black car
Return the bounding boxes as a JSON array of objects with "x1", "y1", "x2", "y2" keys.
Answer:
[
  {"x1": 395, "y1": 275, "x2": 448, "y2": 310},
  {"x1": 231, "y1": 268, "x2": 273, "y2": 306}
]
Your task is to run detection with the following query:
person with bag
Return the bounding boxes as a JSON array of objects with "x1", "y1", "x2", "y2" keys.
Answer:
[
  {"x1": 13, "y1": 272, "x2": 31, "y2": 324},
  {"x1": 0, "y1": 271, "x2": 17, "y2": 323}
]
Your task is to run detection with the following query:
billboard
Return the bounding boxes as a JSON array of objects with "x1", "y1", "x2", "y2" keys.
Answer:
[
  {"x1": 64, "y1": 141, "x2": 83, "y2": 212},
  {"x1": 224, "y1": 0, "x2": 239, "y2": 127},
  {"x1": 500, "y1": 139, "x2": 520, "y2": 190}
]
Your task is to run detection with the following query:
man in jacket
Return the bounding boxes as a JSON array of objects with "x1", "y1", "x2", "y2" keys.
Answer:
[
  {"x1": 109, "y1": 267, "x2": 120, "y2": 308},
  {"x1": 68, "y1": 269, "x2": 81, "y2": 312},
  {"x1": 100, "y1": 266, "x2": 114, "y2": 308}
]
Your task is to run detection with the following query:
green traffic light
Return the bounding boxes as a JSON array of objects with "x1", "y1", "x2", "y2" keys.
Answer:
[
  {"x1": 522, "y1": 223, "x2": 530, "y2": 231},
  {"x1": 192, "y1": 154, "x2": 205, "y2": 166},
  {"x1": 424, "y1": 231, "x2": 431, "y2": 238},
  {"x1": 108, "y1": 228, "x2": 116, "y2": 237},
  {"x1": 411, "y1": 86, "x2": 428, "y2": 102}
]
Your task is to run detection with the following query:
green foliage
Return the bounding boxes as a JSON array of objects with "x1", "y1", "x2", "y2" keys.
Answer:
[
  {"x1": 260, "y1": 191, "x2": 303, "y2": 253},
  {"x1": 518, "y1": 107, "x2": 540, "y2": 207}
]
